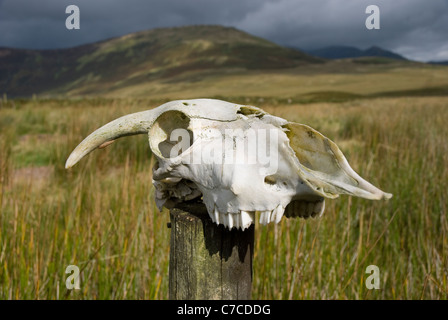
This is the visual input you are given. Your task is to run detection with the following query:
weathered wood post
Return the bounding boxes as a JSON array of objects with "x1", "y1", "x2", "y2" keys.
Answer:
[{"x1": 168, "y1": 201, "x2": 254, "y2": 300}]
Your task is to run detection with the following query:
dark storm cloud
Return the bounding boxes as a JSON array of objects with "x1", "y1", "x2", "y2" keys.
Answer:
[
  {"x1": 0, "y1": 0, "x2": 447, "y2": 61},
  {"x1": 0, "y1": 0, "x2": 261, "y2": 49},
  {"x1": 235, "y1": 0, "x2": 448, "y2": 61}
]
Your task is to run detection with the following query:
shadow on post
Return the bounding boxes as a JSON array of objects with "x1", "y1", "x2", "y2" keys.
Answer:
[{"x1": 169, "y1": 200, "x2": 254, "y2": 300}]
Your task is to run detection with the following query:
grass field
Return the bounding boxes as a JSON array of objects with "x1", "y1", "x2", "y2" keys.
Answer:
[
  {"x1": 0, "y1": 94, "x2": 447, "y2": 299},
  {"x1": 99, "y1": 60, "x2": 448, "y2": 100}
]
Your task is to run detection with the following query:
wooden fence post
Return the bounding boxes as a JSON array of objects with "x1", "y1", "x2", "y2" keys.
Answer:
[{"x1": 168, "y1": 201, "x2": 254, "y2": 300}]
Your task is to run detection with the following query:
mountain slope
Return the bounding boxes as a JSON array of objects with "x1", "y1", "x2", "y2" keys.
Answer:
[
  {"x1": 304, "y1": 46, "x2": 364, "y2": 59},
  {"x1": 363, "y1": 46, "x2": 406, "y2": 60},
  {"x1": 0, "y1": 25, "x2": 322, "y2": 97},
  {"x1": 305, "y1": 45, "x2": 406, "y2": 60},
  {"x1": 428, "y1": 60, "x2": 448, "y2": 66}
]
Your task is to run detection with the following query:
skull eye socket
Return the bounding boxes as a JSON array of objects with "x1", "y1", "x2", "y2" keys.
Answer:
[{"x1": 149, "y1": 110, "x2": 193, "y2": 158}]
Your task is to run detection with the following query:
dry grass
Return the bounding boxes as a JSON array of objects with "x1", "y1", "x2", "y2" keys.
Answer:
[
  {"x1": 0, "y1": 96, "x2": 447, "y2": 299},
  {"x1": 103, "y1": 63, "x2": 448, "y2": 99}
]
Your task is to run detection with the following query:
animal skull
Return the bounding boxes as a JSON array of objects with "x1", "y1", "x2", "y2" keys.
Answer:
[{"x1": 66, "y1": 99, "x2": 392, "y2": 230}]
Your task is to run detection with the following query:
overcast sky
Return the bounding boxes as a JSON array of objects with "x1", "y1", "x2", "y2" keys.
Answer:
[{"x1": 0, "y1": 0, "x2": 447, "y2": 61}]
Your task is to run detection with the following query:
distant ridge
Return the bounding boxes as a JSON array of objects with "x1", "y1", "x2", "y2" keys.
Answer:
[
  {"x1": 0, "y1": 25, "x2": 322, "y2": 97},
  {"x1": 304, "y1": 45, "x2": 406, "y2": 60},
  {"x1": 2, "y1": 25, "x2": 445, "y2": 100},
  {"x1": 428, "y1": 60, "x2": 448, "y2": 66}
]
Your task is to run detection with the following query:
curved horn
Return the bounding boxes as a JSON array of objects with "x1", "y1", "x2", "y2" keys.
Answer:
[{"x1": 65, "y1": 110, "x2": 156, "y2": 169}]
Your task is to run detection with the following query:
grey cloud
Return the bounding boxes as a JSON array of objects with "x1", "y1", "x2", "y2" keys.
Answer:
[
  {"x1": 0, "y1": 0, "x2": 446, "y2": 61},
  {"x1": 235, "y1": 0, "x2": 448, "y2": 61},
  {"x1": 0, "y1": 0, "x2": 260, "y2": 48}
]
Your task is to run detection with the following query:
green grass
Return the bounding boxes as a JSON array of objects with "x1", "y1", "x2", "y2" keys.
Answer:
[{"x1": 0, "y1": 96, "x2": 447, "y2": 299}]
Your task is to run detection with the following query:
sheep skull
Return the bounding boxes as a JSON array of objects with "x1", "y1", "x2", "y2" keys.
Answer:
[{"x1": 66, "y1": 99, "x2": 392, "y2": 230}]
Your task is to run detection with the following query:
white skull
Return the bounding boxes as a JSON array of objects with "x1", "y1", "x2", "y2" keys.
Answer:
[{"x1": 66, "y1": 99, "x2": 392, "y2": 230}]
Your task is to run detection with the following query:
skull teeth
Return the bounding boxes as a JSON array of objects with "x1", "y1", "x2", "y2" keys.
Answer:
[
  {"x1": 209, "y1": 209, "x2": 250, "y2": 231},
  {"x1": 311, "y1": 200, "x2": 325, "y2": 218},
  {"x1": 284, "y1": 199, "x2": 326, "y2": 219},
  {"x1": 258, "y1": 205, "x2": 285, "y2": 225},
  {"x1": 210, "y1": 200, "x2": 325, "y2": 229},
  {"x1": 213, "y1": 205, "x2": 221, "y2": 225},
  {"x1": 259, "y1": 211, "x2": 271, "y2": 225},
  {"x1": 240, "y1": 211, "x2": 254, "y2": 229},
  {"x1": 227, "y1": 214, "x2": 234, "y2": 228},
  {"x1": 271, "y1": 204, "x2": 284, "y2": 224},
  {"x1": 209, "y1": 204, "x2": 288, "y2": 230},
  {"x1": 209, "y1": 207, "x2": 261, "y2": 230}
]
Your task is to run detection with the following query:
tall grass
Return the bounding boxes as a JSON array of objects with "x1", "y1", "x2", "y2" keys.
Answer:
[{"x1": 0, "y1": 96, "x2": 447, "y2": 299}]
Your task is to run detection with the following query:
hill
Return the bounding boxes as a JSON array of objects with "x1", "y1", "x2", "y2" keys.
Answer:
[
  {"x1": 305, "y1": 45, "x2": 406, "y2": 60},
  {"x1": 428, "y1": 60, "x2": 448, "y2": 66},
  {"x1": 1, "y1": 26, "x2": 447, "y2": 100},
  {"x1": 0, "y1": 25, "x2": 322, "y2": 98}
]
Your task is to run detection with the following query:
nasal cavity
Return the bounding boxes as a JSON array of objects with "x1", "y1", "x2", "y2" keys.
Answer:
[{"x1": 264, "y1": 175, "x2": 276, "y2": 185}]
